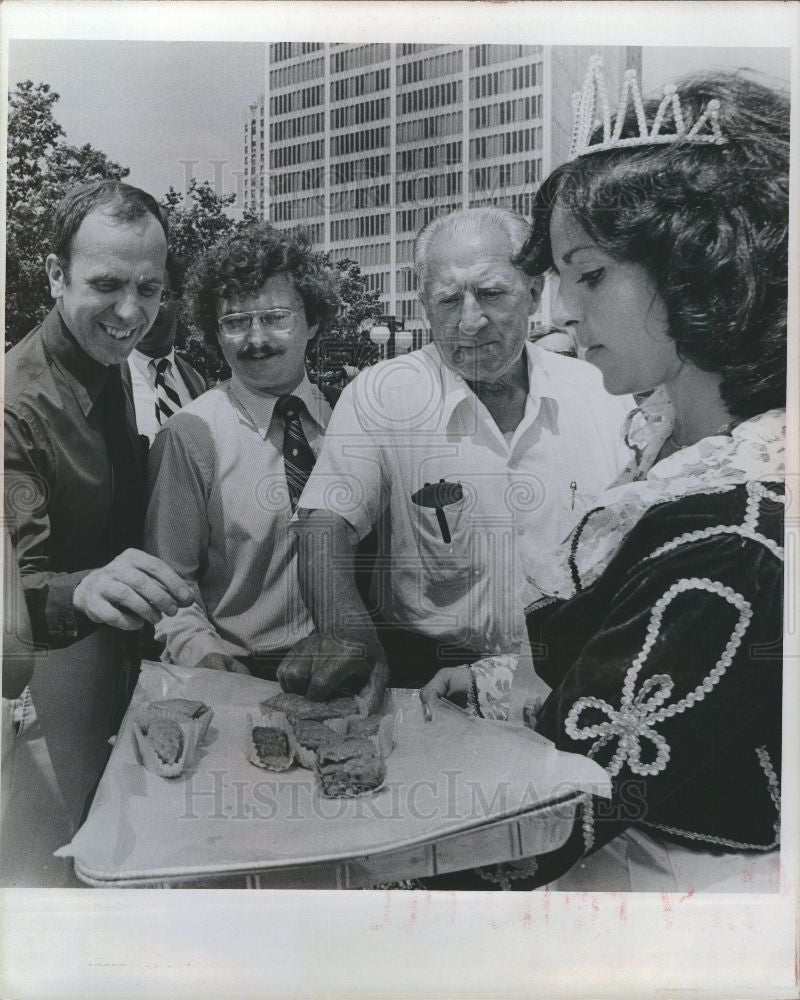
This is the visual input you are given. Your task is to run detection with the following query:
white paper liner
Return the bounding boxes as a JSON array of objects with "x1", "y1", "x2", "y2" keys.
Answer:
[
  {"x1": 145, "y1": 699, "x2": 214, "y2": 743},
  {"x1": 345, "y1": 713, "x2": 397, "y2": 757},
  {"x1": 132, "y1": 711, "x2": 199, "y2": 779},
  {"x1": 245, "y1": 710, "x2": 301, "y2": 772}
]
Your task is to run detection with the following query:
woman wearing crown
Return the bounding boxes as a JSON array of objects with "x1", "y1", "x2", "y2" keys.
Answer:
[{"x1": 421, "y1": 62, "x2": 788, "y2": 892}]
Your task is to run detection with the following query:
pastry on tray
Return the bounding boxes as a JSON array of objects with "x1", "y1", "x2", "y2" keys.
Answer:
[
  {"x1": 133, "y1": 713, "x2": 198, "y2": 778},
  {"x1": 146, "y1": 697, "x2": 213, "y2": 741},
  {"x1": 245, "y1": 711, "x2": 300, "y2": 771},
  {"x1": 315, "y1": 737, "x2": 386, "y2": 797},
  {"x1": 291, "y1": 719, "x2": 342, "y2": 751},
  {"x1": 260, "y1": 691, "x2": 363, "y2": 722}
]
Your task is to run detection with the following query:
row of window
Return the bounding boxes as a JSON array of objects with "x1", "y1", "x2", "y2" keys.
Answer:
[
  {"x1": 270, "y1": 42, "x2": 323, "y2": 63},
  {"x1": 398, "y1": 268, "x2": 418, "y2": 293},
  {"x1": 330, "y1": 213, "x2": 389, "y2": 240},
  {"x1": 397, "y1": 43, "x2": 440, "y2": 57},
  {"x1": 328, "y1": 244, "x2": 390, "y2": 268},
  {"x1": 271, "y1": 85, "x2": 324, "y2": 117},
  {"x1": 397, "y1": 171, "x2": 462, "y2": 203},
  {"x1": 469, "y1": 62, "x2": 542, "y2": 99},
  {"x1": 270, "y1": 112, "x2": 325, "y2": 144},
  {"x1": 271, "y1": 197, "x2": 324, "y2": 223},
  {"x1": 331, "y1": 183, "x2": 390, "y2": 210},
  {"x1": 270, "y1": 57, "x2": 324, "y2": 90},
  {"x1": 469, "y1": 44, "x2": 543, "y2": 68},
  {"x1": 330, "y1": 155, "x2": 390, "y2": 184},
  {"x1": 331, "y1": 126, "x2": 389, "y2": 158},
  {"x1": 331, "y1": 44, "x2": 390, "y2": 74},
  {"x1": 470, "y1": 158, "x2": 542, "y2": 191},
  {"x1": 470, "y1": 98, "x2": 543, "y2": 129},
  {"x1": 399, "y1": 80, "x2": 461, "y2": 115},
  {"x1": 364, "y1": 272, "x2": 386, "y2": 294},
  {"x1": 330, "y1": 98, "x2": 389, "y2": 130},
  {"x1": 470, "y1": 126, "x2": 543, "y2": 159},
  {"x1": 330, "y1": 68, "x2": 391, "y2": 102},
  {"x1": 399, "y1": 50, "x2": 462, "y2": 85},
  {"x1": 270, "y1": 138, "x2": 324, "y2": 170},
  {"x1": 398, "y1": 141, "x2": 463, "y2": 172},
  {"x1": 397, "y1": 203, "x2": 462, "y2": 233},
  {"x1": 272, "y1": 167, "x2": 326, "y2": 196},
  {"x1": 397, "y1": 111, "x2": 463, "y2": 143}
]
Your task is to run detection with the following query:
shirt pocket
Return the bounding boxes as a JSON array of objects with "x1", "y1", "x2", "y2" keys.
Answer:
[{"x1": 411, "y1": 487, "x2": 476, "y2": 601}]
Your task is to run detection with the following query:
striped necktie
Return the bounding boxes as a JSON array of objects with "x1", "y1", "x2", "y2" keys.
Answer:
[
  {"x1": 153, "y1": 357, "x2": 181, "y2": 425},
  {"x1": 274, "y1": 394, "x2": 316, "y2": 512}
]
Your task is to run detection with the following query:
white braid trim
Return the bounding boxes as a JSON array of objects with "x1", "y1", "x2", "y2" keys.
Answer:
[
  {"x1": 581, "y1": 794, "x2": 596, "y2": 855},
  {"x1": 565, "y1": 578, "x2": 752, "y2": 778},
  {"x1": 648, "y1": 480, "x2": 785, "y2": 563},
  {"x1": 643, "y1": 746, "x2": 781, "y2": 851},
  {"x1": 648, "y1": 524, "x2": 784, "y2": 563}
]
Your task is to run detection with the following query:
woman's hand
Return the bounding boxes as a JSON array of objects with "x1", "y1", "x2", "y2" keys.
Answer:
[{"x1": 420, "y1": 666, "x2": 470, "y2": 720}]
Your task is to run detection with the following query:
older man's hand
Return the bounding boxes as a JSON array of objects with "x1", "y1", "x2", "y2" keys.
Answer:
[
  {"x1": 277, "y1": 633, "x2": 389, "y2": 715},
  {"x1": 73, "y1": 548, "x2": 193, "y2": 631}
]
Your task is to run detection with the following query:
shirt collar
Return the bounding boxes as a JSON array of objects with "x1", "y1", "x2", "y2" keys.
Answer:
[
  {"x1": 229, "y1": 372, "x2": 327, "y2": 440},
  {"x1": 439, "y1": 341, "x2": 559, "y2": 430},
  {"x1": 136, "y1": 347, "x2": 176, "y2": 369},
  {"x1": 41, "y1": 307, "x2": 112, "y2": 416}
]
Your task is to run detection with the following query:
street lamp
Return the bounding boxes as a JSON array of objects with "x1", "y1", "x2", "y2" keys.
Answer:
[
  {"x1": 369, "y1": 324, "x2": 391, "y2": 361},
  {"x1": 394, "y1": 328, "x2": 413, "y2": 354}
]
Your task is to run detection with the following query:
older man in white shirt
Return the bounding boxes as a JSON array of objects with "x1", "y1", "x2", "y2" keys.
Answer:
[{"x1": 279, "y1": 207, "x2": 632, "y2": 704}]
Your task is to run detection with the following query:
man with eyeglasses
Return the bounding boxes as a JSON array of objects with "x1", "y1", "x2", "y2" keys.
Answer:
[
  {"x1": 3, "y1": 180, "x2": 193, "y2": 883},
  {"x1": 143, "y1": 223, "x2": 342, "y2": 681},
  {"x1": 125, "y1": 251, "x2": 206, "y2": 443}
]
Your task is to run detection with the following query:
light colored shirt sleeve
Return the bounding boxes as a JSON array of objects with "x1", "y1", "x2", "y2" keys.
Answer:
[
  {"x1": 144, "y1": 421, "x2": 229, "y2": 665},
  {"x1": 295, "y1": 380, "x2": 387, "y2": 541}
]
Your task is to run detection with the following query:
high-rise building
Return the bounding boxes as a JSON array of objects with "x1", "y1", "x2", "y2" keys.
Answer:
[{"x1": 243, "y1": 43, "x2": 640, "y2": 344}]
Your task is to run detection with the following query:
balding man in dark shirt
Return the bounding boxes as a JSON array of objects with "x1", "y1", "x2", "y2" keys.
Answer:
[{"x1": 3, "y1": 180, "x2": 192, "y2": 885}]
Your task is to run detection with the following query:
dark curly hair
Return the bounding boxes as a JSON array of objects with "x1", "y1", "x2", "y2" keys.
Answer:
[
  {"x1": 185, "y1": 222, "x2": 341, "y2": 348},
  {"x1": 516, "y1": 71, "x2": 789, "y2": 420}
]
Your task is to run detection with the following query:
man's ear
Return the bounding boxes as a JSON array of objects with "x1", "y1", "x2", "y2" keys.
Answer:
[
  {"x1": 528, "y1": 275, "x2": 545, "y2": 315},
  {"x1": 305, "y1": 322, "x2": 319, "y2": 344},
  {"x1": 45, "y1": 254, "x2": 67, "y2": 301}
]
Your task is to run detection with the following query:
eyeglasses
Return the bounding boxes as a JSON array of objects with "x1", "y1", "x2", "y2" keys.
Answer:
[{"x1": 218, "y1": 307, "x2": 303, "y2": 339}]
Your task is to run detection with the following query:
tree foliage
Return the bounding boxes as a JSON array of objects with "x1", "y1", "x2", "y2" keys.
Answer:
[
  {"x1": 5, "y1": 81, "x2": 129, "y2": 347},
  {"x1": 312, "y1": 258, "x2": 382, "y2": 381},
  {"x1": 6, "y1": 80, "x2": 383, "y2": 387}
]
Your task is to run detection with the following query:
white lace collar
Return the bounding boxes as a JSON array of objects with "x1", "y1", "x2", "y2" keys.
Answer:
[{"x1": 532, "y1": 390, "x2": 786, "y2": 601}]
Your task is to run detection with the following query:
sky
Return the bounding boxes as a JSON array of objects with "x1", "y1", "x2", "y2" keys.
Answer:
[
  {"x1": 7, "y1": 40, "x2": 791, "y2": 217},
  {"x1": 7, "y1": 40, "x2": 266, "y2": 215}
]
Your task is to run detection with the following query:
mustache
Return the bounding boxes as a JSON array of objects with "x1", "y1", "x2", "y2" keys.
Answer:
[{"x1": 237, "y1": 345, "x2": 284, "y2": 360}]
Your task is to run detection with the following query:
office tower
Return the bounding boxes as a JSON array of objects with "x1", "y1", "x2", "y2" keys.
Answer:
[{"x1": 244, "y1": 44, "x2": 640, "y2": 344}]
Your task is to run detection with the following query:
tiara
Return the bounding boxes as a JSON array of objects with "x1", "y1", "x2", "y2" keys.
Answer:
[{"x1": 568, "y1": 55, "x2": 727, "y2": 160}]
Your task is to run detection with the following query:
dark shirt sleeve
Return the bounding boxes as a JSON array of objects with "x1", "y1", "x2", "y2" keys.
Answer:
[
  {"x1": 520, "y1": 514, "x2": 783, "y2": 887},
  {"x1": 4, "y1": 406, "x2": 92, "y2": 645}
]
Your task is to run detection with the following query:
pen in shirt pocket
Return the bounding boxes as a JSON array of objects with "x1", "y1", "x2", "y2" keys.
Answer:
[{"x1": 569, "y1": 480, "x2": 577, "y2": 510}]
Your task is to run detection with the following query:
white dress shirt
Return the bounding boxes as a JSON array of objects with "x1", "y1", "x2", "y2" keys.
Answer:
[
  {"x1": 144, "y1": 374, "x2": 332, "y2": 665},
  {"x1": 297, "y1": 343, "x2": 633, "y2": 653},
  {"x1": 128, "y1": 347, "x2": 194, "y2": 443}
]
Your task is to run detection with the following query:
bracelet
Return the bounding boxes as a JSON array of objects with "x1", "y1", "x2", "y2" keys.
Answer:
[{"x1": 465, "y1": 665, "x2": 482, "y2": 718}]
